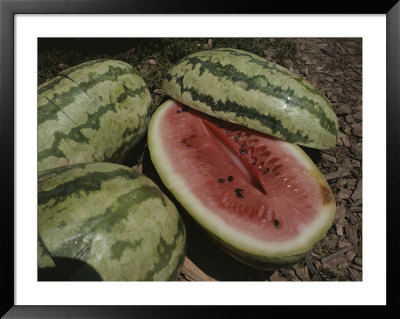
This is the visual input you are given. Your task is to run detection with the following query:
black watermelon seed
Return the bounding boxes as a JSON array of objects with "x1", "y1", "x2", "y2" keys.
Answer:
[
  {"x1": 240, "y1": 144, "x2": 245, "y2": 148},
  {"x1": 274, "y1": 219, "x2": 280, "y2": 229},
  {"x1": 218, "y1": 178, "x2": 225, "y2": 183},
  {"x1": 239, "y1": 149, "x2": 248, "y2": 154},
  {"x1": 234, "y1": 135, "x2": 240, "y2": 141},
  {"x1": 176, "y1": 110, "x2": 181, "y2": 113},
  {"x1": 225, "y1": 130, "x2": 231, "y2": 134},
  {"x1": 235, "y1": 188, "x2": 243, "y2": 198},
  {"x1": 263, "y1": 168, "x2": 269, "y2": 174},
  {"x1": 228, "y1": 176, "x2": 234, "y2": 182},
  {"x1": 251, "y1": 161, "x2": 256, "y2": 165},
  {"x1": 182, "y1": 139, "x2": 188, "y2": 143}
]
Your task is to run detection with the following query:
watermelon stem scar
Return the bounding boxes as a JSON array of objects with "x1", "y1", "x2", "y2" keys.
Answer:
[{"x1": 148, "y1": 99, "x2": 336, "y2": 269}]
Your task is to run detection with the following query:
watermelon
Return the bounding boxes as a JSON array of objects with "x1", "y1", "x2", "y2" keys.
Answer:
[
  {"x1": 38, "y1": 234, "x2": 56, "y2": 269},
  {"x1": 38, "y1": 59, "x2": 152, "y2": 172},
  {"x1": 38, "y1": 162, "x2": 186, "y2": 281},
  {"x1": 148, "y1": 99, "x2": 336, "y2": 269},
  {"x1": 163, "y1": 48, "x2": 338, "y2": 150}
]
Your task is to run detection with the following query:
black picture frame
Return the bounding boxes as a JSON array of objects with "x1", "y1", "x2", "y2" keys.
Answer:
[{"x1": 1, "y1": 0, "x2": 399, "y2": 317}]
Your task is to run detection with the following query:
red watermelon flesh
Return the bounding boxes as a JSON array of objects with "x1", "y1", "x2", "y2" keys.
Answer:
[{"x1": 148, "y1": 99, "x2": 336, "y2": 268}]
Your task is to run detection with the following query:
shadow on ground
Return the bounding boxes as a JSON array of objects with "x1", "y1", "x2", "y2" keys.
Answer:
[{"x1": 38, "y1": 257, "x2": 102, "y2": 281}]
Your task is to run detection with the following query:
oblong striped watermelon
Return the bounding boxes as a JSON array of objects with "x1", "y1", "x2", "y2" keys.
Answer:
[
  {"x1": 38, "y1": 59, "x2": 152, "y2": 171},
  {"x1": 38, "y1": 162, "x2": 186, "y2": 281},
  {"x1": 148, "y1": 100, "x2": 336, "y2": 269},
  {"x1": 163, "y1": 48, "x2": 338, "y2": 150}
]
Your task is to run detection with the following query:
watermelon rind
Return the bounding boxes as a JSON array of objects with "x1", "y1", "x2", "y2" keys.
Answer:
[
  {"x1": 148, "y1": 99, "x2": 336, "y2": 269},
  {"x1": 38, "y1": 162, "x2": 186, "y2": 281},
  {"x1": 38, "y1": 234, "x2": 56, "y2": 269},
  {"x1": 38, "y1": 59, "x2": 152, "y2": 172},
  {"x1": 162, "y1": 48, "x2": 338, "y2": 150}
]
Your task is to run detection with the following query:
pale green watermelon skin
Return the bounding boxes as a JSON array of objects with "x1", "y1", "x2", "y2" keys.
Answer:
[
  {"x1": 163, "y1": 48, "x2": 338, "y2": 150},
  {"x1": 38, "y1": 59, "x2": 152, "y2": 172},
  {"x1": 38, "y1": 162, "x2": 186, "y2": 281},
  {"x1": 38, "y1": 234, "x2": 56, "y2": 269}
]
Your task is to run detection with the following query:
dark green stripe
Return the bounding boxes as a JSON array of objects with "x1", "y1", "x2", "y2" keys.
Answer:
[
  {"x1": 165, "y1": 218, "x2": 186, "y2": 281},
  {"x1": 39, "y1": 163, "x2": 88, "y2": 179},
  {"x1": 107, "y1": 125, "x2": 142, "y2": 162},
  {"x1": 173, "y1": 55, "x2": 337, "y2": 136},
  {"x1": 60, "y1": 74, "x2": 92, "y2": 99},
  {"x1": 106, "y1": 96, "x2": 152, "y2": 162},
  {"x1": 38, "y1": 76, "x2": 65, "y2": 96},
  {"x1": 38, "y1": 168, "x2": 139, "y2": 207},
  {"x1": 116, "y1": 85, "x2": 148, "y2": 103},
  {"x1": 143, "y1": 217, "x2": 186, "y2": 281},
  {"x1": 38, "y1": 98, "x2": 62, "y2": 123},
  {"x1": 37, "y1": 131, "x2": 68, "y2": 162},
  {"x1": 48, "y1": 185, "x2": 166, "y2": 261},
  {"x1": 38, "y1": 84, "x2": 89, "y2": 125},
  {"x1": 38, "y1": 86, "x2": 148, "y2": 163},
  {"x1": 38, "y1": 65, "x2": 138, "y2": 125},
  {"x1": 215, "y1": 48, "x2": 328, "y2": 100},
  {"x1": 110, "y1": 239, "x2": 143, "y2": 260},
  {"x1": 70, "y1": 65, "x2": 138, "y2": 95},
  {"x1": 38, "y1": 59, "x2": 109, "y2": 95},
  {"x1": 38, "y1": 234, "x2": 52, "y2": 259},
  {"x1": 86, "y1": 184, "x2": 167, "y2": 234},
  {"x1": 44, "y1": 97, "x2": 77, "y2": 124},
  {"x1": 169, "y1": 77, "x2": 312, "y2": 144},
  {"x1": 215, "y1": 49, "x2": 297, "y2": 83}
]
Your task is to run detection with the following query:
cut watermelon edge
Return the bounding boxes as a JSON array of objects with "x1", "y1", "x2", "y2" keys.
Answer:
[{"x1": 148, "y1": 99, "x2": 336, "y2": 267}]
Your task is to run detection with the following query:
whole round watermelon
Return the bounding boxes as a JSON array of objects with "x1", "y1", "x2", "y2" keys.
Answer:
[
  {"x1": 38, "y1": 59, "x2": 152, "y2": 172},
  {"x1": 38, "y1": 162, "x2": 186, "y2": 281}
]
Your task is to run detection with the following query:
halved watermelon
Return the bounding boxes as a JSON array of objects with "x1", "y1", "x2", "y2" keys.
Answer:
[{"x1": 148, "y1": 99, "x2": 336, "y2": 269}]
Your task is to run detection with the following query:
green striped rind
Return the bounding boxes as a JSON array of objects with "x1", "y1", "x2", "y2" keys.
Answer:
[
  {"x1": 38, "y1": 59, "x2": 152, "y2": 171},
  {"x1": 38, "y1": 162, "x2": 186, "y2": 281},
  {"x1": 162, "y1": 48, "x2": 338, "y2": 150}
]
